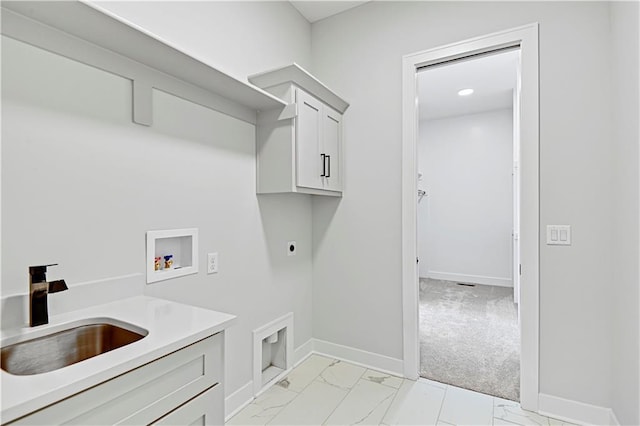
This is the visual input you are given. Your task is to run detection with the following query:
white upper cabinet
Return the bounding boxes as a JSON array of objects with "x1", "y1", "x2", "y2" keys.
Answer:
[
  {"x1": 249, "y1": 64, "x2": 349, "y2": 197},
  {"x1": 295, "y1": 89, "x2": 343, "y2": 192},
  {"x1": 322, "y1": 106, "x2": 343, "y2": 192},
  {"x1": 296, "y1": 89, "x2": 324, "y2": 190}
]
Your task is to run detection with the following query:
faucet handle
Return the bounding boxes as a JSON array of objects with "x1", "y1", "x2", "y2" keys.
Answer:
[{"x1": 29, "y1": 264, "x2": 59, "y2": 283}]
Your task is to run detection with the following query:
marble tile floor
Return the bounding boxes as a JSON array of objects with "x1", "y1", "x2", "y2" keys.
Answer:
[{"x1": 227, "y1": 354, "x2": 578, "y2": 426}]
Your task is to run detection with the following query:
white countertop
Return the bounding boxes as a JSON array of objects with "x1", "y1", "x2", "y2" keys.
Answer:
[{"x1": 0, "y1": 296, "x2": 236, "y2": 423}]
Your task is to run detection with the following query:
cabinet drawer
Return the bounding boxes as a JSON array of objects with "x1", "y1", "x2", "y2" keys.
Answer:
[
  {"x1": 10, "y1": 333, "x2": 222, "y2": 425},
  {"x1": 154, "y1": 385, "x2": 223, "y2": 426}
]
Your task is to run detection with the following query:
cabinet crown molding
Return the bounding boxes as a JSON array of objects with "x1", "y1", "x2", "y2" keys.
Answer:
[{"x1": 249, "y1": 63, "x2": 350, "y2": 114}]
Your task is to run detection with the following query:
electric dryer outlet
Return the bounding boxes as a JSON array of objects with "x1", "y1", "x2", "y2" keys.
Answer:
[{"x1": 287, "y1": 241, "x2": 296, "y2": 256}]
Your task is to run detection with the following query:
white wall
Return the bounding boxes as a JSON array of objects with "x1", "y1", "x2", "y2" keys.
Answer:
[
  {"x1": 91, "y1": 1, "x2": 311, "y2": 81},
  {"x1": 311, "y1": 1, "x2": 614, "y2": 409},
  {"x1": 610, "y1": 2, "x2": 640, "y2": 424},
  {"x1": 418, "y1": 109, "x2": 513, "y2": 286},
  {"x1": 1, "y1": 0, "x2": 312, "y2": 404}
]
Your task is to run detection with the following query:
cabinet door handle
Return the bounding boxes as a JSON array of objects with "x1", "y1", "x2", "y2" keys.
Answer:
[
  {"x1": 321, "y1": 154, "x2": 326, "y2": 177},
  {"x1": 326, "y1": 155, "x2": 331, "y2": 178}
]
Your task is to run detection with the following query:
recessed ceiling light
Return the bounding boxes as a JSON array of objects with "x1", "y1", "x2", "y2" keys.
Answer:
[{"x1": 458, "y1": 88, "x2": 474, "y2": 96}]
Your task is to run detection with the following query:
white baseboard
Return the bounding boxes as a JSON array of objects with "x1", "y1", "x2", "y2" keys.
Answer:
[
  {"x1": 313, "y1": 338, "x2": 404, "y2": 376},
  {"x1": 227, "y1": 343, "x2": 622, "y2": 426},
  {"x1": 426, "y1": 271, "x2": 513, "y2": 287},
  {"x1": 294, "y1": 338, "x2": 314, "y2": 366},
  {"x1": 225, "y1": 380, "x2": 254, "y2": 422},
  {"x1": 224, "y1": 338, "x2": 404, "y2": 421},
  {"x1": 539, "y1": 393, "x2": 617, "y2": 425}
]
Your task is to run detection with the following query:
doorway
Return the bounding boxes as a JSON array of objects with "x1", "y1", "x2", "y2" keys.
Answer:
[
  {"x1": 416, "y1": 48, "x2": 520, "y2": 401},
  {"x1": 401, "y1": 24, "x2": 539, "y2": 411}
]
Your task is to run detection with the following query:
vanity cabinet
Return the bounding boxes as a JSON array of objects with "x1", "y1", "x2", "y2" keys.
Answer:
[
  {"x1": 249, "y1": 64, "x2": 349, "y2": 197},
  {"x1": 8, "y1": 333, "x2": 224, "y2": 425}
]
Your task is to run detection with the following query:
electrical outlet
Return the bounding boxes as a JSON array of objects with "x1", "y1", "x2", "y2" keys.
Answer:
[
  {"x1": 207, "y1": 252, "x2": 218, "y2": 274},
  {"x1": 287, "y1": 241, "x2": 296, "y2": 256}
]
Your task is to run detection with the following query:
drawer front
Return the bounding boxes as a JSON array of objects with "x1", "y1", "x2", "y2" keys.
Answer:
[
  {"x1": 153, "y1": 385, "x2": 223, "y2": 426},
  {"x1": 11, "y1": 333, "x2": 222, "y2": 425}
]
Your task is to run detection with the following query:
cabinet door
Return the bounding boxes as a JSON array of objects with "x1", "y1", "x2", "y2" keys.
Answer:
[
  {"x1": 322, "y1": 108, "x2": 342, "y2": 192},
  {"x1": 295, "y1": 89, "x2": 323, "y2": 190}
]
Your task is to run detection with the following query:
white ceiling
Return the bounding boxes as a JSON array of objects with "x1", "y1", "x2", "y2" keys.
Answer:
[
  {"x1": 418, "y1": 49, "x2": 519, "y2": 121},
  {"x1": 289, "y1": 1, "x2": 368, "y2": 23}
]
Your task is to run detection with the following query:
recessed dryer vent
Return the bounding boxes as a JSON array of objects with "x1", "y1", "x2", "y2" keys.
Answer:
[{"x1": 253, "y1": 313, "x2": 293, "y2": 395}]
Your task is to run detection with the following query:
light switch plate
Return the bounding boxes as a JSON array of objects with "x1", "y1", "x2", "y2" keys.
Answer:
[
  {"x1": 546, "y1": 225, "x2": 571, "y2": 245},
  {"x1": 207, "y1": 252, "x2": 218, "y2": 274}
]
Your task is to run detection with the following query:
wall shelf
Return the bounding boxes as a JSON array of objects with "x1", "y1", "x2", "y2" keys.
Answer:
[
  {"x1": 1, "y1": 1, "x2": 287, "y2": 125},
  {"x1": 146, "y1": 228, "x2": 198, "y2": 284}
]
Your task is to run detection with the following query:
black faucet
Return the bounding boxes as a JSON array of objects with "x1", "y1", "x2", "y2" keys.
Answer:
[{"x1": 29, "y1": 264, "x2": 68, "y2": 327}]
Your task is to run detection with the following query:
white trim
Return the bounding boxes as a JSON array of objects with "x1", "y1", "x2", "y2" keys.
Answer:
[
  {"x1": 252, "y1": 313, "x2": 294, "y2": 396},
  {"x1": 402, "y1": 23, "x2": 540, "y2": 411},
  {"x1": 425, "y1": 271, "x2": 513, "y2": 287},
  {"x1": 538, "y1": 393, "x2": 617, "y2": 426},
  {"x1": 610, "y1": 410, "x2": 621, "y2": 426},
  {"x1": 313, "y1": 338, "x2": 404, "y2": 376},
  {"x1": 224, "y1": 380, "x2": 254, "y2": 423},
  {"x1": 293, "y1": 338, "x2": 314, "y2": 366}
]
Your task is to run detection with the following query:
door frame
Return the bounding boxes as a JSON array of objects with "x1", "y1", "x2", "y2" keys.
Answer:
[
  {"x1": 513, "y1": 80, "x2": 522, "y2": 309},
  {"x1": 401, "y1": 23, "x2": 540, "y2": 411}
]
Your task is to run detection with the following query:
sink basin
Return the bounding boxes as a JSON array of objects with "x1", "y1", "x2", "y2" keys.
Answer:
[{"x1": 1, "y1": 322, "x2": 147, "y2": 375}]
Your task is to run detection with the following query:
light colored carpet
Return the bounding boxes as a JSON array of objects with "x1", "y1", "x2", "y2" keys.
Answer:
[{"x1": 419, "y1": 278, "x2": 520, "y2": 401}]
